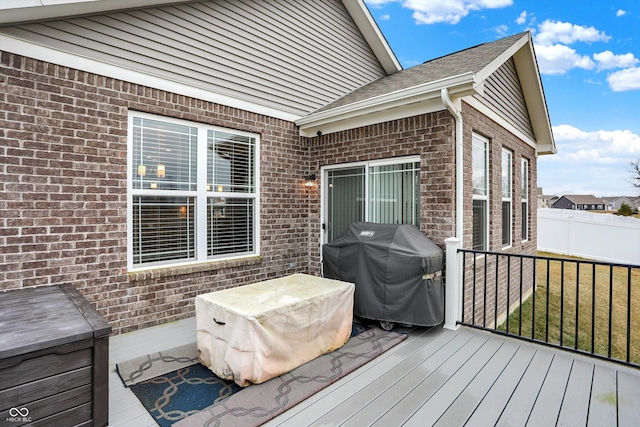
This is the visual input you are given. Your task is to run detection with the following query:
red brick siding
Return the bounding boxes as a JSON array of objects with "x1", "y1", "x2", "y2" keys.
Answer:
[
  {"x1": 0, "y1": 52, "x2": 312, "y2": 334},
  {"x1": 461, "y1": 102, "x2": 538, "y2": 325}
]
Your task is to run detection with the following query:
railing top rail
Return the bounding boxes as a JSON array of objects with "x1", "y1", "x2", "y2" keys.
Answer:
[{"x1": 457, "y1": 248, "x2": 640, "y2": 269}]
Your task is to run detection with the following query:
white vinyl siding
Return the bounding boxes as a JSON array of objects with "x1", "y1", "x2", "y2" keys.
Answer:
[
  {"x1": 128, "y1": 112, "x2": 259, "y2": 270},
  {"x1": 472, "y1": 134, "x2": 489, "y2": 251},
  {"x1": 502, "y1": 149, "x2": 512, "y2": 248},
  {"x1": 0, "y1": 0, "x2": 386, "y2": 116}
]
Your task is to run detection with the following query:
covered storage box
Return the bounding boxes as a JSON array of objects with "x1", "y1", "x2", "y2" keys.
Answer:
[
  {"x1": 196, "y1": 274, "x2": 354, "y2": 387},
  {"x1": 0, "y1": 284, "x2": 111, "y2": 426},
  {"x1": 323, "y1": 222, "x2": 444, "y2": 328}
]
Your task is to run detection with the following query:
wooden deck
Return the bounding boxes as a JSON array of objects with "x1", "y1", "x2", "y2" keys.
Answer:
[{"x1": 108, "y1": 318, "x2": 640, "y2": 426}]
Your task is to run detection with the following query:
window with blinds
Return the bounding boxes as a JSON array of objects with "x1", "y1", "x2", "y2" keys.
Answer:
[
  {"x1": 521, "y1": 158, "x2": 529, "y2": 241},
  {"x1": 502, "y1": 148, "x2": 512, "y2": 248},
  {"x1": 472, "y1": 134, "x2": 489, "y2": 251},
  {"x1": 129, "y1": 113, "x2": 259, "y2": 269}
]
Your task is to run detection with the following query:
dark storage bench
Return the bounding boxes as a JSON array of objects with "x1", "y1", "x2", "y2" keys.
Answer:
[{"x1": 0, "y1": 284, "x2": 111, "y2": 427}]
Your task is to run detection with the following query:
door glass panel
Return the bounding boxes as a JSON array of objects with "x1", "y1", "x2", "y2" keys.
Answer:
[
  {"x1": 369, "y1": 162, "x2": 420, "y2": 226},
  {"x1": 326, "y1": 167, "x2": 365, "y2": 242}
]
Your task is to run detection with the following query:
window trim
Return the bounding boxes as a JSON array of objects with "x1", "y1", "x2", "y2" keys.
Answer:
[
  {"x1": 501, "y1": 148, "x2": 512, "y2": 249},
  {"x1": 126, "y1": 111, "x2": 260, "y2": 272},
  {"x1": 521, "y1": 157, "x2": 529, "y2": 242},
  {"x1": 472, "y1": 133, "x2": 489, "y2": 251}
]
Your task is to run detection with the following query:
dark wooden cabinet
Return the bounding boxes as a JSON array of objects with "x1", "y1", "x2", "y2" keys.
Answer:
[{"x1": 0, "y1": 284, "x2": 111, "y2": 426}]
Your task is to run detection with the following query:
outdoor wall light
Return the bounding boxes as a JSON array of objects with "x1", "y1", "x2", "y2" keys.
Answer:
[
  {"x1": 304, "y1": 174, "x2": 317, "y2": 187},
  {"x1": 137, "y1": 165, "x2": 146, "y2": 177},
  {"x1": 157, "y1": 164, "x2": 166, "y2": 178}
]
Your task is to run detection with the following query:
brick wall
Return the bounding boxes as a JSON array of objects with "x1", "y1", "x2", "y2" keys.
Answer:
[
  {"x1": 0, "y1": 52, "x2": 312, "y2": 334},
  {"x1": 461, "y1": 102, "x2": 538, "y2": 325},
  {"x1": 306, "y1": 111, "x2": 458, "y2": 273}
]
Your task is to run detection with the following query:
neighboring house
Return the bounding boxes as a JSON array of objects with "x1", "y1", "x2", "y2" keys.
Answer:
[
  {"x1": 603, "y1": 196, "x2": 640, "y2": 211},
  {"x1": 601, "y1": 196, "x2": 618, "y2": 211},
  {"x1": 552, "y1": 195, "x2": 606, "y2": 211},
  {"x1": 0, "y1": 0, "x2": 555, "y2": 335},
  {"x1": 536, "y1": 187, "x2": 555, "y2": 209}
]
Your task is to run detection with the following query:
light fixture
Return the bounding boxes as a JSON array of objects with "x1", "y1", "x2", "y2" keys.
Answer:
[
  {"x1": 157, "y1": 164, "x2": 165, "y2": 178},
  {"x1": 137, "y1": 165, "x2": 146, "y2": 177},
  {"x1": 150, "y1": 182, "x2": 157, "y2": 189},
  {"x1": 304, "y1": 174, "x2": 317, "y2": 188},
  {"x1": 206, "y1": 183, "x2": 211, "y2": 191},
  {"x1": 217, "y1": 185, "x2": 224, "y2": 193}
]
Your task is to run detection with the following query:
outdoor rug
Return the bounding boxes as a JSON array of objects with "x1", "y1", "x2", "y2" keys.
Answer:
[{"x1": 116, "y1": 324, "x2": 406, "y2": 427}]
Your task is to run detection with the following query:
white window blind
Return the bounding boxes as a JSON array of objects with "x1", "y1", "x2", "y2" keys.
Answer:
[
  {"x1": 129, "y1": 113, "x2": 259, "y2": 269},
  {"x1": 369, "y1": 162, "x2": 420, "y2": 226}
]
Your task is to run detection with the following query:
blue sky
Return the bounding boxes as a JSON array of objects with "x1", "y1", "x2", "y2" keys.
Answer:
[{"x1": 365, "y1": 0, "x2": 640, "y2": 197}]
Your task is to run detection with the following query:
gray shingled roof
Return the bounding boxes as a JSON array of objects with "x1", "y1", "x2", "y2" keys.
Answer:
[
  {"x1": 314, "y1": 32, "x2": 527, "y2": 114},
  {"x1": 562, "y1": 195, "x2": 607, "y2": 205}
]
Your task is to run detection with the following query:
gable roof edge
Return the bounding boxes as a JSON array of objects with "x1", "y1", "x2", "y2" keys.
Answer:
[
  {"x1": 476, "y1": 32, "x2": 556, "y2": 156},
  {"x1": 342, "y1": 0, "x2": 402, "y2": 75}
]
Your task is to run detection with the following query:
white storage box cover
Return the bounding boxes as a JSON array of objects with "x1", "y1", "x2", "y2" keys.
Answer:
[{"x1": 196, "y1": 274, "x2": 355, "y2": 387}]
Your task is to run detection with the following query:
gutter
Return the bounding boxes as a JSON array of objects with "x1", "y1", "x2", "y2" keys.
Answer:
[{"x1": 441, "y1": 88, "x2": 464, "y2": 242}]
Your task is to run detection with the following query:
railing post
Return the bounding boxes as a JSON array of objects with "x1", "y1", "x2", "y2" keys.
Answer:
[{"x1": 444, "y1": 237, "x2": 462, "y2": 330}]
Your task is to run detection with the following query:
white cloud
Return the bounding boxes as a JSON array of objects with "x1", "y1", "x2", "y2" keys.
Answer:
[
  {"x1": 616, "y1": 9, "x2": 626, "y2": 17},
  {"x1": 533, "y1": 20, "x2": 611, "y2": 46},
  {"x1": 495, "y1": 24, "x2": 509, "y2": 36},
  {"x1": 380, "y1": 13, "x2": 391, "y2": 21},
  {"x1": 531, "y1": 20, "x2": 613, "y2": 75},
  {"x1": 593, "y1": 51, "x2": 639, "y2": 71},
  {"x1": 553, "y1": 125, "x2": 640, "y2": 155},
  {"x1": 539, "y1": 125, "x2": 640, "y2": 196},
  {"x1": 516, "y1": 11, "x2": 527, "y2": 25},
  {"x1": 607, "y1": 67, "x2": 640, "y2": 91},
  {"x1": 534, "y1": 44, "x2": 595, "y2": 75},
  {"x1": 365, "y1": 0, "x2": 513, "y2": 25}
]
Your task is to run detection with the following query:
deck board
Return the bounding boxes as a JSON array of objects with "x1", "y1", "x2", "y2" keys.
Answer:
[
  {"x1": 463, "y1": 345, "x2": 536, "y2": 426},
  {"x1": 496, "y1": 349, "x2": 554, "y2": 426},
  {"x1": 431, "y1": 339, "x2": 520, "y2": 427},
  {"x1": 370, "y1": 334, "x2": 488, "y2": 426},
  {"x1": 403, "y1": 336, "x2": 504, "y2": 426},
  {"x1": 588, "y1": 365, "x2": 618, "y2": 426},
  {"x1": 556, "y1": 360, "x2": 594, "y2": 426},
  {"x1": 526, "y1": 354, "x2": 573, "y2": 426},
  {"x1": 618, "y1": 370, "x2": 640, "y2": 425},
  {"x1": 107, "y1": 319, "x2": 640, "y2": 427},
  {"x1": 340, "y1": 331, "x2": 476, "y2": 426}
]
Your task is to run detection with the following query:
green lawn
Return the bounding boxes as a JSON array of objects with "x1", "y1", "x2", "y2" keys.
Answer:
[{"x1": 498, "y1": 252, "x2": 640, "y2": 364}]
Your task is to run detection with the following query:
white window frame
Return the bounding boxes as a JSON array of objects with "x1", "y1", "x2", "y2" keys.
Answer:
[
  {"x1": 126, "y1": 111, "x2": 260, "y2": 271},
  {"x1": 501, "y1": 148, "x2": 512, "y2": 249},
  {"x1": 521, "y1": 157, "x2": 529, "y2": 242},
  {"x1": 320, "y1": 155, "x2": 420, "y2": 245},
  {"x1": 472, "y1": 133, "x2": 489, "y2": 251}
]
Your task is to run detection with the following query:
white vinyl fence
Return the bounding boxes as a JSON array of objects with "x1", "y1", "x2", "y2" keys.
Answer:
[{"x1": 537, "y1": 208, "x2": 640, "y2": 265}]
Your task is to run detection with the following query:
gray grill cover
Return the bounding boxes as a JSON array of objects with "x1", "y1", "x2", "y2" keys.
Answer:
[{"x1": 322, "y1": 222, "x2": 444, "y2": 327}]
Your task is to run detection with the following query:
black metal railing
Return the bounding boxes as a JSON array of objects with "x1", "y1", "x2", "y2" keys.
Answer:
[{"x1": 458, "y1": 249, "x2": 640, "y2": 369}]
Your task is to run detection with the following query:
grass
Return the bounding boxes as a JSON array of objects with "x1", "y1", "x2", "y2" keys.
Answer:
[{"x1": 498, "y1": 252, "x2": 640, "y2": 364}]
